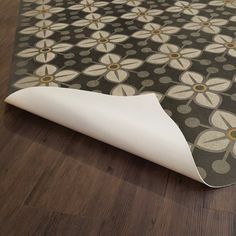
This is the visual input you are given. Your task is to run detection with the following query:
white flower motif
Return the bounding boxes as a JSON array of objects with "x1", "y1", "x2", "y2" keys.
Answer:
[
  {"x1": 147, "y1": 43, "x2": 201, "y2": 70},
  {"x1": 230, "y1": 16, "x2": 236, "y2": 21},
  {"x1": 132, "y1": 23, "x2": 180, "y2": 43},
  {"x1": 23, "y1": 0, "x2": 50, "y2": 4},
  {"x1": 17, "y1": 39, "x2": 73, "y2": 63},
  {"x1": 22, "y1": 5, "x2": 65, "y2": 20},
  {"x1": 183, "y1": 16, "x2": 228, "y2": 34},
  {"x1": 83, "y1": 53, "x2": 143, "y2": 83},
  {"x1": 167, "y1": 71, "x2": 231, "y2": 109},
  {"x1": 166, "y1": 1, "x2": 206, "y2": 15},
  {"x1": 209, "y1": 0, "x2": 236, "y2": 8},
  {"x1": 205, "y1": 34, "x2": 236, "y2": 57},
  {"x1": 111, "y1": 84, "x2": 137, "y2": 96},
  {"x1": 121, "y1": 7, "x2": 163, "y2": 23},
  {"x1": 68, "y1": 0, "x2": 109, "y2": 13},
  {"x1": 77, "y1": 31, "x2": 128, "y2": 52},
  {"x1": 196, "y1": 110, "x2": 236, "y2": 158},
  {"x1": 72, "y1": 13, "x2": 117, "y2": 30},
  {"x1": 20, "y1": 20, "x2": 68, "y2": 38},
  {"x1": 112, "y1": 0, "x2": 143, "y2": 6},
  {"x1": 14, "y1": 64, "x2": 79, "y2": 88}
]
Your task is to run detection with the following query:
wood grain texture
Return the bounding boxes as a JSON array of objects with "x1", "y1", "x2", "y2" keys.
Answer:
[{"x1": 0, "y1": 1, "x2": 236, "y2": 235}]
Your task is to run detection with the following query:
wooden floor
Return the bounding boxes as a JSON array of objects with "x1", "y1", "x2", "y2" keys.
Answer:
[{"x1": 1, "y1": 1, "x2": 236, "y2": 235}]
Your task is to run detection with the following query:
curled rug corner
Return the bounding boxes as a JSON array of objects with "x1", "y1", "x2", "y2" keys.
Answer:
[
  {"x1": 5, "y1": 87, "x2": 213, "y2": 187},
  {"x1": 7, "y1": 0, "x2": 236, "y2": 188}
]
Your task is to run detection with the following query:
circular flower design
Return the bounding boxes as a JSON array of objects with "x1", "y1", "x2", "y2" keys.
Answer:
[
  {"x1": 167, "y1": 71, "x2": 231, "y2": 108},
  {"x1": 205, "y1": 34, "x2": 236, "y2": 58},
  {"x1": 68, "y1": 0, "x2": 109, "y2": 13},
  {"x1": 132, "y1": 23, "x2": 180, "y2": 43},
  {"x1": 183, "y1": 16, "x2": 228, "y2": 34},
  {"x1": 22, "y1": 5, "x2": 65, "y2": 20},
  {"x1": 14, "y1": 64, "x2": 79, "y2": 88},
  {"x1": 17, "y1": 39, "x2": 73, "y2": 63},
  {"x1": 112, "y1": 0, "x2": 143, "y2": 6},
  {"x1": 72, "y1": 13, "x2": 117, "y2": 30},
  {"x1": 196, "y1": 110, "x2": 236, "y2": 159},
  {"x1": 20, "y1": 20, "x2": 68, "y2": 38},
  {"x1": 209, "y1": 0, "x2": 236, "y2": 8},
  {"x1": 166, "y1": 1, "x2": 206, "y2": 15},
  {"x1": 147, "y1": 44, "x2": 201, "y2": 70},
  {"x1": 77, "y1": 31, "x2": 128, "y2": 52},
  {"x1": 83, "y1": 53, "x2": 143, "y2": 83},
  {"x1": 121, "y1": 7, "x2": 163, "y2": 23}
]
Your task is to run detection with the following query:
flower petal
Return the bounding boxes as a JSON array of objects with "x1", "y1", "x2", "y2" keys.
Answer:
[
  {"x1": 14, "y1": 76, "x2": 39, "y2": 88},
  {"x1": 77, "y1": 39, "x2": 97, "y2": 48},
  {"x1": 206, "y1": 78, "x2": 231, "y2": 92},
  {"x1": 146, "y1": 53, "x2": 169, "y2": 64},
  {"x1": 35, "y1": 52, "x2": 55, "y2": 63},
  {"x1": 159, "y1": 43, "x2": 179, "y2": 53},
  {"x1": 83, "y1": 64, "x2": 107, "y2": 76},
  {"x1": 228, "y1": 48, "x2": 236, "y2": 57},
  {"x1": 111, "y1": 84, "x2": 136, "y2": 96},
  {"x1": 181, "y1": 71, "x2": 203, "y2": 85},
  {"x1": 183, "y1": 22, "x2": 201, "y2": 30},
  {"x1": 169, "y1": 58, "x2": 191, "y2": 70},
  {"x1": 132, "y1": 30, "x2": 151, "y2": 39},
  {"x1": 100, "y1": 53, "x2": 121, "y2": 64},
  {"x1": 211, "y1": 110, "x2": 236, "y2": 130},
  {"x1": 96, "y1": 42, "x2": 115, "y2": 52},
  {"x1": 180, "y1": 48, "x2": 201, "y2": 58},
  {"x1": 196, "y1": 130, "x2": 229, "y2": 152},
  {"x1": 35, "y1": 64, "x2": 57, "y2": 76},
  {"x1": 194, "y1": 92, "x2": 221, "y2": 109},
  {"x1": 167, "y1": 85, "x2": 194, "y2": 99},
  {"x1": 55, "y1": 70, "x2": 79, "y2": 82},
  {"x1": 205, "y1": 43, "x2": 226, "y2": 53},
  {"x1": 17, "y1": 48, "x2": 39, "y2": 58},
  {"x1": 120, "y1": 59, "x2": 143, "y2": 69},
  {"x1": 52, "y1": 43, "x2": 73, "y2": 52},
  {"x1": 106, "y1": 69, "x2": 128, "y2": 83},
  {"x1": 109, "y1": 34, "x2": 128, "y2": 43}
]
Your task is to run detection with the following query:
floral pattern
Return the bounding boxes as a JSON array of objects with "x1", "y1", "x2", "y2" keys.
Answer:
[
  {"x1": 68, "y1": 0, "x2": 109, "y2": 13},
  {"x1": 77, "y1": 31, "x2": 128, "y2": 52},
  {"x1": 166, "y1": 1, "x2": 206, "y2": 15},
  {"x1": 205, "y1": 34, "x2": 236, "y2": 58},
  {"x1": 121, "y1": 7, "x2": 163, "y2": 23},
  {"x1": 147, "y1": 44, "x2": 201, "y2": 70},
  {"x1": 183, "y1": 16, "x2": 228, "y2": 34},
  {"x1": 132, "y1": 23, "x2": 180, "y2": 43},
  {"x1": 14, "y1": 64, "x2": 79, "y2": 88},
  {"x1": 167, "y1": 71, "x2": 231, "y2": 108},
  {"x1": 17, "y1": 39, "x2": 73, "y2": 63},
  {"x1": 72, "y1": 13, "x2": 117, "y2": 30},
  {"x1": 11, "y1": 0, "x2": 236, "y2": 186},
  {"x1": 20, "y1": 20, "x2": 68, "y2": 38},
  {"x1": 83, "y1": 53, "x2": 143, "y2": 83},
  {"x1": 23, "y1": 5, "x2": 64, "y2": 19}
]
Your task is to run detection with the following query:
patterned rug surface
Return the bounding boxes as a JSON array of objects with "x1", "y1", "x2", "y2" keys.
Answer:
[{"x1": 9, "y1": 0, "x2": 236, "y2": 186}]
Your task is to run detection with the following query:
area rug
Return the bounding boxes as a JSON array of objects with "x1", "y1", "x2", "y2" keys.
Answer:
[{"x1": 6, "y1": 0, "x2": 236, "y2": 187}]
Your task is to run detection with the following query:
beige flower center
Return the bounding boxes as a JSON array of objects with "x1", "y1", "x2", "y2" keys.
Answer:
[
  {"x1": 108, "y1": 63, "x2": 121, "y2": 70},
  {"x1": 40, "y1": 26, "x2": 50, "y2": 30},
  {"x1": 227, "y1": 128, "x2": 236, "y2": 141},
  {"x1": 193, "y1": 83, "x2": 207, "y2": 92},
  {"x1": 224, "y1": 0, "x2": 232, "y2": 3},
  {"x1": 40, "y1": 47, "x2": 52, "y2": 53},
  {"x1": 99, "y1": 38, "x2": 109, "y2": 43},
  {"x1": 202, "y1": 22, "x2": 211, "y2": 26},
  {"x1": 152, "y1": 29, "x2": 161, "y2": 34},
  {"x1": 169, "y1": 53, "x2": 181, "y2": 59},
  {"x1": 183, "y1": 6, "x2": 191, "y2": 9},
  {"x1": 39, "y1": 9, "x2": 49, "y2": 14},
  {"x1": 225, "y1": 42, "x2": 236, "y2": 49},
  {"x1": 138, "y1": 12, "x2": 147, "y2": 16},
  {"x1": 40, "y1": 75, "x2": 54, "y2": 83},
  {"x1": 89, "y1": 19, "x2": 100, "y2": 23}
]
